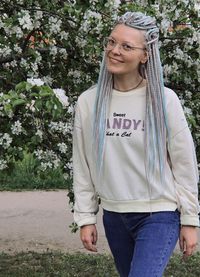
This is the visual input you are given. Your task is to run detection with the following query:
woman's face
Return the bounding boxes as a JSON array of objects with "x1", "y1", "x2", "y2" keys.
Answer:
[{"x1": 105, "y1": 24, "x2": 147, "y2": 77}]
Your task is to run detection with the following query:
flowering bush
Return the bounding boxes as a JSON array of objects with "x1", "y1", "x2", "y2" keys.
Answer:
[
  {"x1": 0, "y1": 80, "x2": 73, "y2": 181},
  {"x1": 0, "y1": 0, "x2": 199, "y2": 199}
]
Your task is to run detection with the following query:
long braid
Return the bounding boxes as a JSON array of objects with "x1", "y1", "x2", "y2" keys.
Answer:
[
  {"x1": 93, "y1": 11, "x2": 169, "y2": 184},
  {"x1": 93, "y1": 54, "x2": 113, "y2": 172}
]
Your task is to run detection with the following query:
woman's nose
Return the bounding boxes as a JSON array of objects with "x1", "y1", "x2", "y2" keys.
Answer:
[{"x1": 111, "y1": 44, "x2": 121, "y2": 55}]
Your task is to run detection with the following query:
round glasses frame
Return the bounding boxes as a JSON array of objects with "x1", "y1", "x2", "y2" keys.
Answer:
[{"x1": 103, "y1": 37, "x2": 146, "y2": 54}]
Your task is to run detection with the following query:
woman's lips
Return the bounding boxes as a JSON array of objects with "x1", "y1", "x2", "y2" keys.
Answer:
[{"x1": 109, "y1": 57, "x2": 124, "y2": 63}]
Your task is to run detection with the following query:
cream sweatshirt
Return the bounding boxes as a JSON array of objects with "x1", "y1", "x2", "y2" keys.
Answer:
[{"x1": 73, "y1": 85, "x2": 200, "y2": 227}]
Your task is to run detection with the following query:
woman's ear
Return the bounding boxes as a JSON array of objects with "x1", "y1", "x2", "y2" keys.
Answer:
[{"x1": 140, "y1": 50, "x2": 148, "y2": 64}]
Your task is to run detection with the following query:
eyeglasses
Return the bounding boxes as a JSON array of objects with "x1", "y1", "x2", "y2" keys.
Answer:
[{"x1": 103, "y1": 37, "x2": 146, "y2": 54}]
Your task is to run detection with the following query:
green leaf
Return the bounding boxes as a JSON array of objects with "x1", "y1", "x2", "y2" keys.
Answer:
[
  {"x1": 4, "y1": 104, "x2": 12, "y2": 114},
  {"x1": 39, "y1": 91, "x2": 52, "y2": 97},
  {"x1": 12, "y1": 99, "x2": 26, "y2": 107},
  {"x1": 25, "y1": 82, "x2": 33, "y2": 91},
  {"x1": 15, "y1": 82, "x2": 27, "y2": 92}
]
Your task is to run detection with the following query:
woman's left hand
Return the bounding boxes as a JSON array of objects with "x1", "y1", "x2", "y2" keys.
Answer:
[{"x1": 179, "y1": 225, "x2": 198, "y2": 258}]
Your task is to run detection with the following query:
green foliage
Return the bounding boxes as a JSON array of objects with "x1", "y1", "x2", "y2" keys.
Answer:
[
  {"x1": 0, "y1": 150, "x2": 69, "y2": 190},
  {"x1": 0, "y1": 251, "x2": 119, "y2": 277},
  {"x1": 0, "y1": 81, "x2": 73, "y2": 191},
  {"x1": 164, "y1": 252, "x2": 200, "y2": 277},
  {"x1": 0, "y1": 0, "x2": 199, "y2": 197}
]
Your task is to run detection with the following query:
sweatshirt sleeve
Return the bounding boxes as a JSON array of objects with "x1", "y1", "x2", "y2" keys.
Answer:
[
  {"x1": 72, "y1": 100, "x2": 99, "y2": 227},
  {"x1": 167, "y1": 90, "x2": 200, "y2": 227}
]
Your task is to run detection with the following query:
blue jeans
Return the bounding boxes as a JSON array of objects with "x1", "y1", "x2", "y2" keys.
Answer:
[{"x1": 103, "y1": 209, "x2": 180, "y2": 277}]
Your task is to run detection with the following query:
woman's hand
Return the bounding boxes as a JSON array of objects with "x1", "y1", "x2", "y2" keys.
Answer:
[
  {"x1": 80, "y1": 224, "x2": 98, "y2": 252},
  {"x1": 179, "y1": 226, "x2": 198, "y2": 259}
]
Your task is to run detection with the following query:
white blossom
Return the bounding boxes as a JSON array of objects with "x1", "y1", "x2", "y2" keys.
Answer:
[
  {"x1": 14, "y1": 45, "x2": 22, "y2": 54},
  {"x1": 57, "y1": 142, "x2": 68, "y2": 154},
  {"x1": 66, "y1": 161, "x2": 73, "y2": 170},
  {"x1": 50, "y1": 46, "x2": 58, "y2": 56},
  {"x1": 27, "y1": 78, "x2": 44, "y2": 86},
  {"x1": 36, "y1": 129, "x2": 43, "y2": 139},
  {"x1": 26, "y1": 99, "x2": 36, "y2": 112},
  {"x1": 187, "y1": 31, "x2": 200, "y2": 44},
  {"x1": 0, "y1": 159, "x2": 8, "y2": 170},
  {"x1": 63, "y1": 172, "x2": 69, "y2": 180},
  {"x1": 30, "y1": 62, "x2": 39, "y2": 73},
  {"x1": 59, "y1": 48, "x2": 68, "y2": 59},
  {"x1": 49, "y1": 121, "x2": 72, "y2": 135},
  {"x1": 67, "y1": 105, "x2": 74, "y2": 114},
  {"x1": 35, "y1": 51, "x2": 42, "y2": 63},
  {"x1": 11, "y1": 120, "x2": 23, "y2": 135},
  {"x1": 53, "y1": 88, "x2": 69, "y2": 107},
  {"x1": 0, "y1": 133, "x2": 13, "y2": 149},
  {"x1": 83, "y1": 10, "x2": 102, "y2": 20},
  {"x1": 65, "y1": 160, "x2": 73, "y2": 176},
  {"x1": 10, "y1": 60, "x2": 17, "y2": 67},
  {"x1": 184, "y1": 106, "x2": 192, "y2": 116},
  {"x1": 35, "y1": 11, "x2": 43, "y2": 20},
  {"x1": 175, "y1": 48, "x2": 185, "y2": 60},
  {"x1": 3, "y1": 62, "x2": 10, "y2": 69},
  {"x1": 52, "y1": 159, "x2": 61, "y2": 168},
  {"x1": 19, "y1": 93, "x2": 26, "y2": 99},
  {"x1": 49, "y1": 16, "x2": 62, "y2": 34},
  {"x1": 41, "y1": 161, "x2": 53, "y2": 171},
  {"x1": 20, "y1": 58, "x2": 29, "y2": 69},
  {"x1": 185, "y1": 90, "x2": 192, "y2": 98},
  {"x1": 0, "y1": 46, "x2": 12, "y2": 57},
  {"x1": 18, "y1": 11, "x2": 33, "y2": 30},
  {"x1": 75, "y1": 36, "x2": 87, "y2": 48},
  {"x1": 60, "y1": 31, "x2": 69, "y2": 40},
  {"x1": 42, "y1": 76, "x2": 53, "y2": 86},
  {"x1": 30, "y1": 100, "x2": 36, "y2": 112},
  {"x1": 12, "y1": 26, "x2": 24, "y2": 38},
  {"x1": 163, "y1": 64, "x2": 172, "y2": 82},
  {"x1": 34, "y1": 149, "x2": 61, "y2": 170},
  {"x1": 180, "y1": 0, "x2": 189, "y2": 5},
  {"x1": 160, "y1": 18, "x2": 172, "y2": 35}
]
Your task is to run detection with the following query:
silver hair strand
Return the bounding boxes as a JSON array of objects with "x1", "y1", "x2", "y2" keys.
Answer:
[{"x1": 93, "y1": 11, "x2": 169, "y2": 185}]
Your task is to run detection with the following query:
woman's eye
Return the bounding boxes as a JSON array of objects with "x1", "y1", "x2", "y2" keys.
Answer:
[
  {"x1": 122, "y1": 44, "x2": 132, "y2": 51},
  {"x1": 108, "y1": 39, "x2": 116, "y2": 46}
]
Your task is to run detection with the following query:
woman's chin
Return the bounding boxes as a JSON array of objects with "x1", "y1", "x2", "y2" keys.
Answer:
[{"x1": 106, "y1": 66, "x2": 124, "y2": 75}]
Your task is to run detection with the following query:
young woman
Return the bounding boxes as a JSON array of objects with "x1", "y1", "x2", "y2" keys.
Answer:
[{"x1": 73, "y1": 12, "x2": 199, "y2": 277}]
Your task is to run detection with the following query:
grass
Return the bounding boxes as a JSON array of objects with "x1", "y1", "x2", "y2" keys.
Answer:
[
  {"x1": 0, "y1": 251, "x2": 200, "y2": 277},
  {"x1": 0, "y1": 152, "x2": 71, "y2": 191},
  {"x1": 0, "y1": 171, "x2": 70, "y2": 190},
  {"x1": 0, "y1": 252, "x2": 118, "y2": 277},
  {"x1": 0, "y1": 169, "x2": 70, "y2": 191}
]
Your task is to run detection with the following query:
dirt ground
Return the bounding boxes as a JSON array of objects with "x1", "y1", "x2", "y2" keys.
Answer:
[
  {"x1": 0, "y1": 190, "x2": 110, "y2": 254},
  {"x1": 0, "y1": 190, "x2": 199, "y2": 254}
]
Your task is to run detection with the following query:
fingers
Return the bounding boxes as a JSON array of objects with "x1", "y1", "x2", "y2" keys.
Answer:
[
  {"x1": 179, "y1": 232, "x2": 184, "y2": 252},
  {"x1": 92, "y1": 228, "x2": 98, "y2": 245},
  {"x1": 82, "y1": 240, "x2": 97, "y2": 252},
  {"x1": 183, "y1": 242, "x2": 198, "y2": 259},
  {"x1": 82, "y1": 231, "x2": 97, "y2": 252},
  {"x1": 180, "y1": 226, "x2": 198, "y2": 259},
  {"x1": 80, "y1": 225, "x2": 98, "y2": 252}
]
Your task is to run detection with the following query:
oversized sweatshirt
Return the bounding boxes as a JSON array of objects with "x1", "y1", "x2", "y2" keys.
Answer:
[{"x1": 73, "y1": 85, "x2": 200, "y2": 227}]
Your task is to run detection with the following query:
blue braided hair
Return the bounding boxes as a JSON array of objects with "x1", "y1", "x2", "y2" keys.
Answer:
[{"x1": 93, "y1": 11, "x2": 169, "y2": 185}]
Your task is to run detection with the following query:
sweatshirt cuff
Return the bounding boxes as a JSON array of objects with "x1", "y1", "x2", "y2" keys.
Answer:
[
  {"x1": 180, "y1": 214, "x2": 200, "y2": 227},
  {"x1": 76, "y1": 215, "x2": 97, "y2": 227}
]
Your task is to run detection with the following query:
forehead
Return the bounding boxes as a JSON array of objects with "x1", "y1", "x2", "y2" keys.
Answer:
[{"x1": 110, "y1": 24, "x2": 145, "y2": 44}]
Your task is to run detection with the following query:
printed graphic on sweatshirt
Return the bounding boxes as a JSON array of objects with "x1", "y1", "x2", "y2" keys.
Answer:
[{"x1": 106, "y1": 112, "x2": 144, "y2": 138}]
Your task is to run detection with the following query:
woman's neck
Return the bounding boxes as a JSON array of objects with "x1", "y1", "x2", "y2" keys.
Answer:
[{"x1": 113, "y1": 74, "x2": 145, "y2": 92}]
